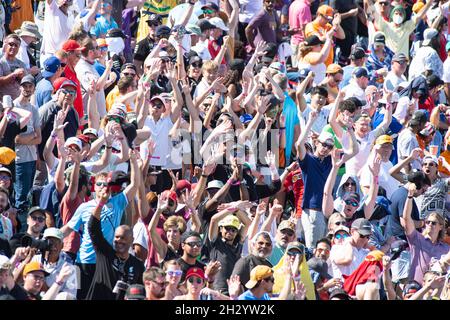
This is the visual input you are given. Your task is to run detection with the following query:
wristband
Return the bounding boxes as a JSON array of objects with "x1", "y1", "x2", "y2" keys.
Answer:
[
  {"x1": 201, "y1": 174, "x2": 209, "y2": 177},
  {"x1": 279, "y1": 127, "x2": 286, "y2": 130},
  {"x1": 227, "y1": 178, "x2": 234, "y2": 185},
  {"x1": 55, "y1": 280, "x2": 64, "y2": 286},
  {"x1": 407, "y1": 195, "x2": 413, "y2": 199},
  {"x1": 106, "y1": 145, "x2": 112, "y2": 149}
]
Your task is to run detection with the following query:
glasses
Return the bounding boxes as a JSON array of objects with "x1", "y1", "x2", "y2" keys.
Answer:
[
  {"x1": 96, "y1": 181, "x2": 108, "y2": 187},
  {"x1": 257, "y1": 241, "x2": 272, "y2": 247},
  {"x1": 320, "y1": 142, "x2": 334, "y2": 150},
  {"x1": 334, "y1": 233, "x2": 349, "y2": 240},
  {"x1": 108, "y1": 116, "x2": 121, "y2": 123},
  {"x1": 31, "y1": 215, "x2": 45, "y2": 223},
  {"x1": 395, "y1": 60, "x2": 407, "y2": 65},
  {"x1": 7, "y1": 42, "x2": 19, "y2": 48},
  {"x1": 61, "y1": 88, "x2": 76, "y2": 96},
  {"x1": 423, "y1": 162, "x2": 436, "y2": 167},
  {"x1": 344, "y1": 182, "x2": 356, "y2": 187},
  {"x1": 345, "y1": 200, "x2": 359, "y2": 207},
  {"x1": 191, "y1": 62, "x2": 202, "y2": 68},
  {"x1": 185, "y1": 241, "x2": 202, "y2": 248},
  {"x1": 425, "y1": 220, "x2": 439, "y2": 226},
  {"x1": 152, "y1": 102, "x2": 164, "y2": 109},
  {"x1": 188, "y1": 277, "x2": 203, "y2": 284},
  {"x1": 224, "y1": 226, "x2": 238, "y2": 233},
  {"x1": 378, "y1": 1, "x2": 389, "y2": 5},
  {"x1": 359, "y1": 233, "x2": 371, "y2": 239},
  {"x1": 203, "y1": 9, "x2": 215, "y2": 14},
  {"x1": 122, "y1": 72, "x2": 136, "y2": 77},
  {"x1": 264, "y1": 276, "x2": 274, "y2": 283},
  {"x1": 147, "y1": 21, "x2": 160, "y2": 27},
  {"x1": 0, "y1": 174, "x2": 11, "y2": 181},
  {"x1": 167, "y1": 270, "x2": 183, "y2": 277},
  {"x1": 334, "y1": 221, "x2": 345, "y2": 226}
]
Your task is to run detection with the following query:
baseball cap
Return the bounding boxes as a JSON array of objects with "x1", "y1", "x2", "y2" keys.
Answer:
[
  {"x1": 189, "y1": 55, "x2": 202, "y2": 65},
  {"x1": 286, "y1": 241, "x2": 304, "y2": 254},
  {"x1": 42, "y1": 56, "x2": 61, "y2": 78},
  {"x1": 326, "y1": 63, "x2": 343, "y2": 74},
  {"x1": 278, "y1": 220, "x2": 296, "y2": 232},
  {"x1": 53, "y1": 77, "x2": 77, "y2": 92},
  {"x1": 269, "y1": 62, "x2": 286, "y2": 74},
  {"x1": 0, "y1": 255, "x2": 11, "y2": 270},
  {"x1": 0, "y1": 166, "x2": 12, "y2": 176},
  {"x1": 245, "y1": 265, "x2": 273, "y2": 289},
  {"x1": 373, "y1": 32, "x2": 386, "y2": 46},
  {"x1": 43, "y1": 227, "x2": 64, "y2": 240},
  {"x1": 64, "y1": 137, "x2": 82, "y2": 151},
  {"x1": 155, "y1": 25, "x2": 171, "y2": 37},
  {"x1": 351, "y1": 218, "x2": 373, "y2": 236},
  {"x1": 343, "y1": 192, "x2": 360, "y2": 203},
  {"x1": 403, "y1": 281, "x2": 422, "y2": 297},
  {"x1": 307, "y1": 257, "x2": 332, "y2": 281},
  {"x1": 218, "y1": 215, "x2": 241, "y2": 229},
  {"x1": 329, "y1": 288, "x2": 351, "y2": 300},
  {"x1": 125, "y1": 284, "x2": 146, "y2": 300},
  {"x1": 334, "y1": 225, "x2": 350, "y2": 235},
  {"x1": 150, "y1": 95, "x2": 168, "y2": 110},
  {"x1": 304, "y1": 35, "x2": 324, "y2": 47},
  {"x1": 0, "y1": 147, "x2": 15, "y2": 166},
  {"x1": 423, "y1": 155, "x2": 438, "y2": 165},
  {"x1": 206, "y1": 180, "x2": 224, "y2": 190},
  {"x1": 107, "y1": 171, "x2": 130, "y2": 186},
  {"x1": 83, "y1": 128, "x2": 98, "y2": 138},
  {"x1": 96, "y1": 38, "x2": 108, "y2": 48},
  {"x1": 186, "y1": 24, "x2": 202, "y2": 36},
  {"x1": 410, "y1": 110, "x2": 428, "y2": 125},
  {"x1": 161, "y1": 189, "x2": 177, "y2": 203},
  {"x1": 201, "y1": 2, "x2": 219, "y2": 11},
  {"x1": 317, "y1": 4, "x2": 334, "y2": 20},
  {"x1": 77, "y1": 134, "x2": 91, "y2": 145},
  {"x1": 197, "y1": 19, "x2": 215, "y2": 32},
  {"x1": 392, "y1": 52, "x2": 408, "y2": 63},
  {"x1": 20, "y1": 74, "x2": 35, "y2": 86},
  {"x1": 375, "y1": 134, "x2": 393, "y2": 145},
  {"x1": 62, "y1": 39, "x2": 85, "y2": 52},
  {"x1": 23, "y1": 261, "x2": 49, "y2": 277},
  {"x1": 412, "y1": 1, "x2": 425, "y2": 14},
  {"x1": 427, "y1": 74, "x2": 444, "y2": 89},
  {"x1": 423, "y1": 28, "x2": 439, "y2": 46},
  {"x1": 351, "y1": 47, "x2": 368, "y2": 60},
  {"x1": 209, "y1": 17, "x2": 229, "y2": 31},
  {"x1": 318, "y1": 131, "x2": 335, "y2": 147},
  {"x1": 106, "y1": 28, "x2": 127, "y2": 39},
  {"x1": 176, "y1": 180, "x2": 191, "y2": 195},
  {"x1": 158, "y1": 50, "x2": 171, "y2": 61},
  {"x1": 108, "y1": 103, "x2": 127, "y2": 119},
  {"x1": 353, "y1": 67, "x2": 369, "y2": 78},
  {"x1": 28, "y1": 206, "x2": 46, "y2": 216},
  {"x1": 186, "y1": 267, "x2": 206, "y2": 281},
  {"x1": 146, "y1": 13, "x2": 162, "y2": 23}
]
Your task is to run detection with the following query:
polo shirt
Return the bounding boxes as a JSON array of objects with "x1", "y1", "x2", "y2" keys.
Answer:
[
  {"x1": 304, "y1": 20, "x2": 333, "y2": 66},
  {"x1": 91, "y1": 15, "x2": 119, "y2": 38},
  {"x1": 143, "y1": 115, "x2": 174, "y2": 167}
]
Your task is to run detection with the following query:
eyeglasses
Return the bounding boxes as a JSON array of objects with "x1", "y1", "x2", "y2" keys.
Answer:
[
  {"x1": 188, "y1": 277, "x2": 203, "y2": 284},
  {"x1": 203, "y1": 9, "x2": 215, "y2": 14},
  {"x1": 423, "y1": 162, "x2": 436, "y2": 167},
  {"x1": 359, "y1": 233, "x2": 371, "y2": 239},
  {"x1": 395, "y1": 60, "x2": 407, "y2": 65},
  {"x1": 320, "y1": 142, "x2": 334, "y2": 150},
  {"x1": 378, "y1": 1, "x2": 389, "y2": 5},
  {"x1": 334, "y1": 221, "x2": 345, "y2": 226},
  {"x1": 96, "y1": 181, "x2": 108, "y2": 187},
  {"x1": 108, "y1": 116, "x2": 121, "y2": 123},
  {"x1": 7, "y1": 42, "x2": 19, "y2": 48},
  {"x1": 122, "y1": 72, "x2": 136, "y2": 77},
  {"x1": 147, "y1": 21, "x2": 160, "y2": 27},
  {"x1": 61, "y1": 88, "x2": 76, "y2": 96},
  {"x1": 185, "y1": 241, "x2": 202, "y2": 248},
  {"x1": 224, "y1": 226, "x2": 238, "y2": 233},
  {"x1": 344, "y1": 182, "x2": 356, "y2": 187},
  {"x1": 191, "y1": 62, "x2": 202, "y2": 68},
  {"x1": 31, "y1": 215, "x2": 45, "y2": 223},
  {"x1": 425, "y1": 220, "x2": 439, "y2": 226},
  {"x1": 345, "y1": 200, "x2": 359, "y2": 207},
  {"x1": 152, "y1": 102, "x2": 164, "y2": 109},
  {"x1": 167, "y1": 270, "x2": 183, "y2": 277},
  {"x1": 334, "y1": 233, "x2": 349, "y2": 240},
  {"x1": 0, "y1": 174, "x2": 11, "y2": 181},
  {"x1": 92, "y1": 46, "x2": 99, "y2": 51}
]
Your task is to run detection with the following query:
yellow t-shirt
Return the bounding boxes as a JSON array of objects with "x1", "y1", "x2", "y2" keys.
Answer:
[
  {"x1": 377, "y1": 16, "x2": 417, "y2": 58},
  {"x1": 304, "y1": 21, "x2": 333, "y2": 66},
  {"x1": 137, "y1": 0, "x2": 177, "y2": 42},
  {"x1": 106, "y1": 86, "x2": 133, "y2": 112}
]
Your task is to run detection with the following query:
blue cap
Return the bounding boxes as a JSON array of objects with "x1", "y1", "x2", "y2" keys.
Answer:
[
  {"x1": 353, "y1": 67, "x2": 369, "y2": 78},
  {"x1": 155, "y1": 25, "x2": 171, "y2": 37},
  {"x1": 42, "y1": 56, "x2": 61, "y2": 78},
  {"x1": 239, "y1": 114, "x2": 253, "y2": 124},
  {"x1": 298, "y1": 67, "x2": 311, "y2": 79}
]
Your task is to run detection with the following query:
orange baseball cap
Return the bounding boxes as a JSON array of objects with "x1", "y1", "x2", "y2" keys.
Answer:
[
  {"x1": 326, "y1": 63, "x2": 343, "y2": 74},
  {"x1": 318, "y1": 5, "x2": 334, "y2": 20}
]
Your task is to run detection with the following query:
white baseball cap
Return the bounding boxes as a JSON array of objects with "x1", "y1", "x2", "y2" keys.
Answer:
[
  {"x1": 209, "y1": 17, "x2": 229, "y2": 31},
  {"x1": 43, "y1": 227, "x2": 64, "y2": 240},
  {"x1": 64, "y1": 137, "x2": 82, "y2": 151}
]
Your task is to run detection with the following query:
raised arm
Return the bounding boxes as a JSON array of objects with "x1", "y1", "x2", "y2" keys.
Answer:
[
  {"x1": 246, "y1": 202, "x2": 265, "y2": 241},
  {"x1": 260, "y1": 200, "x2": 283, "y2": 232},
  {"x1": 379, "y1": 92, "x2": 393, "y2": 133},
  {"x1": 296, "y1": 71, "x2": 315, "y2": 112},
  {"x1": 295, "y1": 110, "x2": 318, "y2": 161},
  {"x1": 364, "y1": 155, "x2": 381, "y2": 219},
  {"x1": 209, "y1": 208, "x2": 237, "y2": 242},
  {"x1": 389, "y1": 148, "x2": 421, "y2": 183},
  {"x1": 322, "y1": 150, "x2": 341, "y2": 218},
  {"x1": 401, "y1": 183, "x2": 417, "y2": 236},
  {"x1": 148, "y1": 196, "x2": 169, "y2": 262},
  {"x1": 307, "y1": 28, "x2": 334, "y2": 65},
  {"x1": 54, "y1": 141, "x2": 68, "y2": 195},
  {"x1": 123, "y1": 150, "x2": 139, "y2": 203},
  {"x1": 213, "y1": 36, "x2": 231, "y2": 66},
  {"x1": 414, "y1": 0, "x2": 433, "y2": 24},
  {"x1": 328, "y1": 91, "x2": 346, "y2": 140}
]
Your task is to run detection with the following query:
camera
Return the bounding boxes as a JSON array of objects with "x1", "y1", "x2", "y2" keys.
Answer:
[{"x1": 21, "y1": 235, "x2": 51, "y2": 251}]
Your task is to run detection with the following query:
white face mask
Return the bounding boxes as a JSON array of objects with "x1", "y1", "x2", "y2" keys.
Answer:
[
  {"x1": 393, "y1": 15, "x2": 403, "y2": 25},
  {"x1": 105, "y1": 37, "x2": 125, "y2": 56}
]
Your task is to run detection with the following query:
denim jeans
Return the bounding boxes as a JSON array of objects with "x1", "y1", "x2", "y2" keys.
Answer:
[{"x1": 15, "y1": 161, "x2": 36, "y2": 231}]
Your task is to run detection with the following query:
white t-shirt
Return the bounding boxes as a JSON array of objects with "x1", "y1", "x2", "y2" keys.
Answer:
[
  {"x1": 297, "y1": 61, "x2": 326, "y2": 85},
  {"x1": 301, "y1": 105, "x2": 331, "y2": 135},
  {"x1": 394, "y1": 96, "x2": 417, "y2": 124},
  {"x1": 133, "y1": 220, "x2": 149, "y2": 265},
  {"x1": 397, "y1": 128, "x2": 422, "y2": 170},
  {"x1": 330, "y1": 239, "x2": 370, "y2": 279},
  {"x1": 142, "y1": 116, "x2": 174, "y2": 167},
  {"x1": 360, "y1": 156, "x2": 400, "y2": 198},
  {"x1": 384, "y1": 71, "x2": 406, "y2": 92},
  {"x1": 343, "y1": 81, "x2": 366, "y2": 105},
  {"x1": 41, "y1": 0, "x2": 74, "y2": 55},
  {"x1": 443, "y1": 57, "x2": 450, "y2": 83},
  {"x1": 346, "y1": 128, "x2": 383, "y2": 177}
]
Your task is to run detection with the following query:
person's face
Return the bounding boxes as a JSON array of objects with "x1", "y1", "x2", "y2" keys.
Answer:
[
  {"x1": 67, "y1": 50, "x2": 81, "y2": 66},
  {"x1": 377, "y1": 143, "x2": 393, "y2": 162},
  {"x1": 114, "y1": 227, "x2": 133, "y2": 255},
  {"x1": 59, "y1": 85, "x2": 76, "y2": 105},
  {"x1": 253, "y1": 235, "x2": 272, "y2": 258},
  {"x1": 393, "y1": 60, "x2": 407, "y2": 73},
  {"x1": 422, "y1": 160, "x2": 438, "y2": 177},
  {"x1": 357, "y1": 76, "x2": 369, "y2": 89},
  {"x1": 101, "y1": 1, "x2": 112, "y2": 14},
  {"x1": 393, "y1": 11, "x2": 404, "y2": 24},
  {"x1": 342, "y1": 198, "x2": 358, "y2": 218},
  {"x1": 329, "y1": 73, "x2": 343, "y2": 88},
  {"x1": 414, "y1": 183, "x2": 430, "y2": 197},
  {"x1": 166, "y1": 226, "x2": 181, "y2": 244},
  {"x1": 315, "y1": 140, "x2": 334, "y2": 157},
  {"x1": 276, "y1": 228, "x2": 296, "y2": 248},
  {"x1": 210, "y1": 28, "x2": 223, "y2": 39},
  {"x1": 311, "y1": 93, "x2": 327, "y2": 109},
  {"x1": 165, "y1": 265, "x2": 182, "y2": 286},
  {"x1": 343, "y1": 178, "x2": 357, "y2": 193},
  {"x1": 20, "y1": 83, "x2": 35, "y2": 98},
  {"x1": 27, "y1": 212, "x2": 46, "y2": 233},
  {"x1": 150, "y1": 99, "x2": 165, "y2": 117},
  {"x1": 46, "y1": 236, "x2": 63, "y2": 256},
  {"x1": 187, "y1": 276, "x2": 205, "y2": 295},
  {"x1": 220, "y1": 225, "x2": 238, "y2": 242},
  {"x1": 423, "y1": 216, "x2": 444, "y2": 239},
  {"x1": 352, "y1": 229, "x2": 371, "y2": 247},
  {"x1": 0, "y1": 172, "x2": 11, "y2": 189},
  {"x1": 0, "y1": 269, "x2": 9, "y2": 287},
  {"x1": 263, "y1": 0, "x2": 275, "y2": 11},
  {"x1": 23, "y1": 271, "x2": 45, "y2": 294},
  {"x1": 121, "y1": 67, "x2": 137, "y2": 81},
  {"x1": 354, "y1": 117, "x2": 371, "y2": 136},
  {"x1": 149, "y1": 275, "x2": 166, "y2": 298},
  {"x1": 314, "y1": 242, "x2": 331, "y2": 261},
  {"x1": 203, "y1": 68, "x2": 218, "y2": 85},
  {"x1": 202, "y1": 8, "x2": 217, "y2": 19},
  {"x1": 94, "y1": 176, "x2": 109, "y2": 197},
  {"x1": 4, "y1": 38, "x2": 20, "y2": 57},
  {"x1": 90, "y1": 41, "x2": 101, "y2": 59},
  {"x1": 182, "y1": 236, "x2": 202, "y2": 258},
  {"x1": 147, "y1": 20, "x2": 161, "y2": 38},
  {"x1": 200, "y1": 97, "x2": 213, "y2": 113},
  {"x1": 318, "y1": 14, "x2": 332, "y2": 26},
  {"x1": 262, "y1": 275, "x2": 274, "y2": 293},
  {"x1": 377, "y1": 0, "x2": 391, "y2": 14},
  {"x1": 189, "y1": 61, "x2": 203, "y2": 78},
  {"x1": 333, "y1": 231, "x2": 350, "y2": 245}
]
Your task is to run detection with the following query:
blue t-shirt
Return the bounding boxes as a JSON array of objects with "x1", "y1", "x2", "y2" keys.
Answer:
[
  {"x1": 94, "y1": 61, "x2": 106, "y2": 76},
  {"x1": 282, "y1": 91, "x2": 300, "y2": 163},
  {"x1": 340, "y1": 65, "x2": 355, "y2": 89},
  {"x1": 35, "y1": 78, "x2": 53, "y2": 108},
  {"x1": 68, "y1": 192, "x2": 128, "y2": 264},
  {"x1": 91, "y1": 15, "x2": 119, "y2": 38},
  {"x1": 238, "y1": 290, "x2": 271, "y2": 300},
  {"x1": 298, "y1": 152, "x2": 332, "y2": 210}
]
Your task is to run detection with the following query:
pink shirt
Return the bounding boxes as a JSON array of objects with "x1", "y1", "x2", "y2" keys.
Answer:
[{"x1": 289, "y1": 0, "x2": 312, "y2": 45}]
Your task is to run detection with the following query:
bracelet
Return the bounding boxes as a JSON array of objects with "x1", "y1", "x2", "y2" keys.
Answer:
[
  {"x1": 280, "y1": 127, "x2": 286, "y2": 130},
  {"x1": 51, "y1": 131, "x2": 57, "y2": 138},
  {"x1": 106, "y1": 145, "x2": 112, "y2": 149},
  {"x1": 407, "y1": 195, "x2": 413, "y2": 199},
  {"x1": 201, "y1": 174, "x2": 209, "y2": 177},
  {"x1": 55, "y1": 280, "x2": 64, "y2": 286}
]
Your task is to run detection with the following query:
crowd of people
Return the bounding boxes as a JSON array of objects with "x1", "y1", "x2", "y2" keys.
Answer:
[{"x1": 0, "y1": 0, "x2": 449, "y2": 301}]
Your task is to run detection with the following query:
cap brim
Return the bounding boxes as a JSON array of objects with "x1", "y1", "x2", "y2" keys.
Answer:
[
  {"x1": 358, "y1": 229, "x2": 372, "y2": 236},
  {"x1": 42, "y1": 71, "x2": 56, "y2": 78},
  {"x1": 245, "y1": 279, "x2": 258, "y2": 289}
]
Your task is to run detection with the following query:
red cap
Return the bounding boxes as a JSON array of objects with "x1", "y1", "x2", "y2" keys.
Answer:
[
  {"x1": 176, "y1": 180, "x2": 191, "y2": 195},
  {"x1": 185, "y1": 267, "x2": 205, "y2": 281},
  {"x1": 161, "y1": 190, "x2": 177, "y2": 203},
  {"x1": 77, "y1": 134, "x2": 91, "y2": 145},
  {"x1": 53, "y1": 77, "x2": 77, "y2": 92},
  {"x1": 62, "y1": 40, "x2": 85, "y2": 52}
]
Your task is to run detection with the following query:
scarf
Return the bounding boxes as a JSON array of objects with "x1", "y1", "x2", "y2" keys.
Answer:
[
  {"x1": 343, "y1": 250, "x2": 384, "y2": 296},
  {"x1": 272, "y1": 252, "x2": 316, "y2": 300}
]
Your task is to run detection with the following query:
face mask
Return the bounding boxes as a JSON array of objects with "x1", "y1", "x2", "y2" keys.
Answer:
[
  {"x1": 393, "y1": 15, "x2": 403, "y2": 25},
  {"x1": 106, "y1": 37, "x2": 125, "y2": 56}
]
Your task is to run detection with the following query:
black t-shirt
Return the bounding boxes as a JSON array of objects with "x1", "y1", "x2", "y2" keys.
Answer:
[
  {"x1": 331, "y1": 0, "x2": 358, "y2": 35},
  {"x1": 177, "y1": 256, "x2": 206, "y2": 283},
  {"x1": 231, "y1": 254, "x2": 273, "y2": 288},
  {"x1": 86, "y1": 216, "x2": 145, "y2": 300},
  {"x1": 134, "y1": 37, "x2": 156, "y2": 62},
  {"x1": 0, "y1": 117, "x2": 25, "y2": 150},
  {"x1": 207, "y1": 237, "x2": 243, "y2": 292}
]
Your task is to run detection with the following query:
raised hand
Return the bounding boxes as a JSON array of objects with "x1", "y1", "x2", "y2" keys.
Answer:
[
  {"x1": 407, "y1": 182, "x2": 417, "y2": 197},
  {"x1": 256, "y1": 202, "x2": 267, "y2": 216},
  {"x1": 409, "y1": 147, "x2": 423, "y2": 161},
  {"x1": 369, "y1": 154, "x2": 382, "y2": 177},
  {"x1": 165, "y1": 61, "x2": 177, "y2": 80},
  {"x1": 53, "y1": 110, "x2": 68, "y2": 132},
  {"x1": 331, "y1": 148, "x2": 344, "y2": 168},
  {"x1": 182, "y1": 189, "x2": 195, "y2": 210},
  {"x1": 264, "y1": 150, "x2": 276, "y2": 168},
  {"x1": 205, "y1": 260, "x2": 222, "y2": 278},
  {"x1": 286, "y1": 161, "x2": 299, "y2": 172},
  {"x1": 168, "y1": 169, "x2": 179, "y2": 189},
  {"x1": 202, "y1": 158, "x2": 217, "y2": 176},
  {"x1": 156, "y1": 194, "x2": 169, "y2": 213},
  {"x1": 294, "y1": 281, "x2": 306, "y2": 300},
  {"x1": 254, "y1": 40, "x2": 267, "y2": 57},
  {"x1": 56, "y1": 264, "x2": 73, "y2": 284},
  {"x1": 147, "y1": 138, "x2": 156, "y2": 158},
  {"x1": 227, "y1": 274, "x2": 241, "y2": 298},
  {"x1": 269, "y1": 199, "x2": 283, "y2": 218}
]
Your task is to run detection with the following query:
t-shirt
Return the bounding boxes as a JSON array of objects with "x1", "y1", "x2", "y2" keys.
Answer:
[
  {"x1": 136, "y1": 0, "x2": 177, "y2": 42},
  {"x1": 298, "y1": 152, "x2": 332, "y2": 210},
  {"x1": 0, "y1": 56, "x2": 27, "y2": 100},
  {"x1": 14, "y1": 100, "x2": 40, "y2": 164},
  {"x1": 385, "y1": 187, "x2": 421, "y2": 241},
  {"x1": 35, "y1": 78, "x2": 53, "y2": 108},
  {"x1": 91, "y1": 15, "x2": 119, "y2": 38},
  {"x1": 340, "y1": 65, "x2": 355, "y2": 89},
  {"x1": 289, "y1": 0, "x2": 312, "y2": 45},
  {"x1": 397, "y1": 128, "x2": 421, "y2": 170},
  {"x1": 384, "y1": 71, "x2": 407, "y2": 92},
  {"x1": 330, "y1": 240, "x2": 370, "y2": 278},
  {"x1": 232, "y1": 254, "x2": 273, "y2": 288},
  {"x1": 394, "y1": 96, "x2": 418, "y2": 124},
  {"x1": 142, "y1": 116, "x2": 174, "y2": 167},
  {"x1": 305, "y1": 21, "x2": 333, "y2": 66},
  {"x1": 377, "y1": 15, "x2": 417, "y2": 57},
  {"x1": 60, "y1": 192, "x2": 83, "y2": 254},
  {"x1": 86, "y1": 215, "x2": 144, "y2": 300},
  {"x1": 359, "y1": 156, "x2": 400, "y2": 199},
  {"x1": 41, "y1": 0, "x2": 73, "y2": 56},
  {"x1": 133, "y1": 37, "x2": 155, "y2": 62},
  {"x1": 177, "y1": 257, "x2": 206, "y2": 283},
  {"x1": 238, "y1": 290, "x2": 271, "y2": 300},
  {"x1": 346, "y1": 128, "x2": 384, "y2": 176},
  {"x1": 247, "y1": 8, "x2": 279, "y2": 45},
  {"x1": 409, "y1": 46, "x2": 443, "y2": 81},
  {"x1": 67, "y1": 192, "x2": 128, "y2": 264},
  {"x1": 0, "y1": 117, "x2": 25, "y2": 151}
]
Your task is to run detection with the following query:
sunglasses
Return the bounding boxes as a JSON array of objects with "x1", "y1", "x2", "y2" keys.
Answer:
[
  {"x1": 281, "y1": 229, "x2": 295, "y2": 237},
  {"x1": 96, "y1": 181, "x2": 108, "y2": 187},
  {"x1": 7, "y1": 42, "x2": 19, "y2": 47},
  {"x1": 0, "y1": 174, "x2": 11, "y2": 181},
  {"x1": 334, "y1": 233, "x2": 349, "y2": 240},
  {"x1": 344, "y1": 182, "x2": 356, "y2": 187},
  {"x1": 147, "y1": 21, "x2": 160, "y2": 27},
  {"x1": 320, "y1": 142, "x2": 334, "y2": 150},
  {"x1": 425, "y1": 220, "x2": 439, "y2": 226},
  {"x1": 345, "y1": 200, "x2": 359, "y2": 207},
  {"x1": 108, "y1": 116, "x2": 121, "y2": 123},
  {"x1": 224, "y1": 226, "x2": 238, "y2": 233},
  {"x1": 359, "y1": 233, "x2": 371, "y2": 239},
  {"x1": 123, "y1": 72, "x2": 136, "y2": 77},
  {"x1": 264, "y1": 276, "x2": 275, "y2": 283},
  {"x1": 152, "y1": 280, "x2": 166, "y2": 287},
  {"x1": 188, "y1": 277, "x2": 203, "y2": 284},
  {"x1": 287, "y1": 250, "x2": 303, "y2": 256},
  {"x1": 167, "y1": 270, "x2": 183, "y2": 277},
  {"x1": 191, "y1": 62, "x2": 202, "y2": 68},
  {"x1": 61, "y1": 88, "x2": 76, "y2": 96},
  {"x1": 185, "y1": 241, "x2": 202, "y2": 248},
  {"x1": 31, "y1": 215, "x2": 45, "y2": 223},
  {"x1": 378, "y1": 1, "x2": 389, "y2": 5},
  {"x1": 203, "y1": 9, "x2": 215, "y2": 14},
  {"x1": 152, "y1": 102, "x2": 164, "y2": 109}
]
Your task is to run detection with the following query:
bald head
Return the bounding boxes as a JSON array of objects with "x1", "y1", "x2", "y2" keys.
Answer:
[{"x1": 114, "y1": 225, "x2": 133, "y2": 254}]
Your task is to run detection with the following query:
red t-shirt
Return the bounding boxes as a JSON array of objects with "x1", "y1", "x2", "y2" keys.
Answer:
[
  {"x1": 63, "y1": 65, "x2": 84, "y2": 120},
  {"x1": 283, "y1": 169, "x2": 304, "y2": 218},
  {"x1": 207, "y1": 40, "x2": 226, "y2": 64},
  {"x1": 60, "y1": 192, "x2": 83, "y2": 254},
  {"x1": 418, "y1": 96, "x2": 435, "y2": 114}
]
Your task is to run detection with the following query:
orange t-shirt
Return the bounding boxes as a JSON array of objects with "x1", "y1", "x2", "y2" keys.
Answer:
[{"x1": 304, "y1": 21, "x2": 333, "y2": 66}]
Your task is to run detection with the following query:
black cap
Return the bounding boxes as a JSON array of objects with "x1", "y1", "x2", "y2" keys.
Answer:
[
  {"x1": 410, "y1": 110, "x2": 428, "y2": 124},
  {"x1": 121, "y1": 63, "x2": 137, "y2": 73},
  {"x1": 351, "y1": 47, "x2": 367, "y2": 60},
  {"x1": 146, "y1": 13, "x2": 162, "y2": 23},
  {"x1": 229, "y1": 58, "x2": 245, "y2": 71},
  {"x1": 155, "y1": 25, "x2": 171, "y2": 37},
  {"x1": 329, "y1": 288, "x2": 351, "y2": 300},
  {"x1": 181, "y1": 231, "x2": 202, "y2": 243},
  {"x1": 197, "y1": 19, "x2": 215, "y2": 32},
  {"x1": 201, "y1": 2, "x2": 219, "y2": 11},
  {"x1": 346, "y1": 97, "x2": 365, "y2": 108},
  {"x1": 28, "y1": 206, "x2": 46, "y2": 216},
  {"x1": 189, "y1": 55, "x2": 203, "y2": 65},
  {"x1": 353, "y1": 67, "x2": 369, "y2": 78},
  {"x1": 351, "y1": 218, "x2": 372, "y2": 236},
  {"x1": 107, "y1": 170, "x2": 130, "y2": 186},
  {"x1": 125, "y1": 284, "x2": 146, "y2": 300},
  {"x1": 106, "y1": 28, "x2": 127, "y2": 39},
  {"x1": 264, "y1": 42, "x2": 278, "y2": 58},
  {"x1": 427, "y1": 74, "x2": 444, "y2": 88},
  {"x1": 392, "y1": 52, "x2": 408, "y2": 63},
  {"x1": 304, "y1": 35, "x2": 324, "y2": 47},
  {"x1": 307, "y1": 257, "x2": 332, "y2": 281},
  {"x1": 373, "y1": 33, "x2": 386, "y2": 46}
]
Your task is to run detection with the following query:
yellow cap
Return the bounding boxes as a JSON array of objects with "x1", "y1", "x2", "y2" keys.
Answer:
[
  {"x1": 412, "y1": 2, "x2": 425, "y2": 14},
  {"x1": 245, "y1": 265, "x2": 273, "y2": 289},
  {"x1": 96, "y1": 38, "x2": 108, "y2": 48},
  {"x1": 23, "y1": 261, "x2": 49, "y2": 277},
  {"x1": 218, "y1": 215, "x2": 241, "y2": 229},
  {"x1": 0, "y1": 147, "x2": 16, "y2": 165},
  {"x1": 375, "y1": 135, "x2": 393, "y2": 145}
]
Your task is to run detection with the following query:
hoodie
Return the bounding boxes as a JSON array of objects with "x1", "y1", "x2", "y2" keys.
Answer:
[{"x1": 333, "y1": 173, "x2": 364, "y2": 212}]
